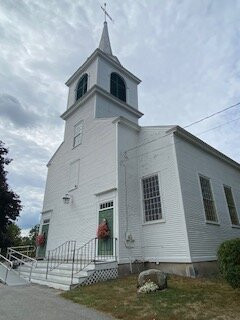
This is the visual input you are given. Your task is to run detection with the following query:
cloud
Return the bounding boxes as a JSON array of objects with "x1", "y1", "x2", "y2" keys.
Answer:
[
  {"x1": 0, "y1": 94, "x2": 38, "y2": 127},
  {"x1": 0, "y1": 0, "x2": 240, "y2": 233}
]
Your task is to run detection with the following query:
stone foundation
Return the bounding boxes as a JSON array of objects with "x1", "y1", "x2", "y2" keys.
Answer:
[{"x1": 118, "y1": 260, "x2": 219, "y2": 278}]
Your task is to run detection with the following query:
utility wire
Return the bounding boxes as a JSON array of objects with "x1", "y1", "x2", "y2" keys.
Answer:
[
  {"x1": 124, "y1": 115, "x2": 240, "y2": 162},
  {"x1": 125, "y1": 101, "x2": 240, "y2": 154},
  {"x1": 183, "y1": 102, "x2": 240, "y2": 129}
]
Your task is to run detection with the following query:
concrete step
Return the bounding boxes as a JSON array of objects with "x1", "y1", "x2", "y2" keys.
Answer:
[
  {"x1": 29, "y1": 277, "x2": 71, "y2": 291},
  {"x1": 19, "y1": 269, "x2": 88, "y2": 284}
]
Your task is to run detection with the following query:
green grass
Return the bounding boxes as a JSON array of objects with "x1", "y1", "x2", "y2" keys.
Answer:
[{"x1": 62, "y1": 275, "x2": 240, "y2": 320}]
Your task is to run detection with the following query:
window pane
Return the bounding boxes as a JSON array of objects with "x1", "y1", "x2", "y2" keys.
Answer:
[
  {"x1": 199, "y1": 176, "x2": 217, "y2": 222},
  {"x1": 77, "y1": 74, "x2": 88, "y2": 100},
  {"x1": 110, "y1": 73, "x2": 126, "y2": 102},
  {"x1": 142, "y1": 175, "x2": 162, "y2": 222},
  {"x1": 224, "y1": 186, "x2": 239, "y2": 225}
]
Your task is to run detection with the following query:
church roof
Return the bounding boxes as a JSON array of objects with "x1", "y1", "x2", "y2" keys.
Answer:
[{"x1": 98, "y1": 21, "x2": 120, "y2": 64}]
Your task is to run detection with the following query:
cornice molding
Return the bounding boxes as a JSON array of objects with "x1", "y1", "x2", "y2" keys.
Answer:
[
  {"x1": 65, "y1": 49, "x2": 141, "y2": 87},
  {"x1": 61, "y1": 84, "x2": 143, "y2": 120}
]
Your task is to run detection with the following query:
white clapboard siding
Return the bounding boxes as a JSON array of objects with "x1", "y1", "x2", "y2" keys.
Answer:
[
  {"x1": 117, "y1": 125, "x2": 191, "y2": 264},
  {"x1": 174, "y1": 135, "x2": 240, "y2": 262},
  {"x1": 42, "y1": 97, "x2": 117, "y2": 251}
]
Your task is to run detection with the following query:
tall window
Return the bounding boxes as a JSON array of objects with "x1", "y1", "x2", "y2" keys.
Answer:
[
  {"x1": 199, "y1": 176, "x2": 218, "y2": 222},
  {"x1": 73, "y1": 121, "x2": 83, "y2": 147},
  {"x1": 142, "y1": 174, "x2": 162, "y2": 222},
  {"x1": 110, "y1": 72, "x2": 126, "y2": 102},
  {"x1": 76, "y1": 74, "x2": 88, "y2": 100},
  {"x1": 224, "y1": 186, "x2": 239, "y2": 226}
]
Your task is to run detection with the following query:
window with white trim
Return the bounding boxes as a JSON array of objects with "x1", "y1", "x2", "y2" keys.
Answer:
[
  {"x1": 199, "y1": 176, "x2": 218, "y2": 222},
  {"x1": 224, "y1": 186, "x2": 239, "y2": 226},
  {"x1": 73, "y1": 121, "x2": 83, "y2": 147},
  {"x1": 142, "y1": 174, "x2": 162, "y2": 222}
]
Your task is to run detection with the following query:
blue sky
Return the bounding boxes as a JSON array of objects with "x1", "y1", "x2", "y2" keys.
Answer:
[{"x1": 0, "y1": 0, "x2": 240, "y2": 234}]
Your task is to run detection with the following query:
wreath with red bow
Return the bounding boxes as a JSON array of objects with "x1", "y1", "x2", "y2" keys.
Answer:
[
  {"x1": 36, "y1": 234, "x2": 45, "y2": 247},
  {"x1": 97, "y1": 221, "x2": 110, "y2": 239}
]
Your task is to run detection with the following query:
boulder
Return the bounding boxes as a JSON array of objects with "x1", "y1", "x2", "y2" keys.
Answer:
[{"x1": 138, "y1": 269, "x2": 167, "y2": 290}]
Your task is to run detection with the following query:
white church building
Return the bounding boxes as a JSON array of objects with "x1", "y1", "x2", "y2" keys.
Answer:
[{"x1": 39, "y1": 22, "x2": 240, "y2": 277}]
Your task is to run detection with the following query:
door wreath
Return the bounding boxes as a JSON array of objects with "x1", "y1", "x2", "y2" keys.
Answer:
[
  {"x1": 36, "y1": 234, "x2": 45, "y2": 247},
  {"x1": 97, "y1": 219, "x2": 110, "y2": 239}
]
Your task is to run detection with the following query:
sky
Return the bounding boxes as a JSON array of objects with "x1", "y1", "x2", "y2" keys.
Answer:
[{"x1": 0, "y1": 0, "x2": 240, "y2": 235}]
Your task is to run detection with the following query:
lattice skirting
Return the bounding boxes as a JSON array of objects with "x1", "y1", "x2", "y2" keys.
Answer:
[{"x1": 81, "y1": 268, "x2": 118, "y2": 286}]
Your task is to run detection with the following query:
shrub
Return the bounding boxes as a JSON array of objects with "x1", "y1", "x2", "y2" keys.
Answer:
[{"x1": 217, "y1": 238, "x2": 240, "y2": 288}]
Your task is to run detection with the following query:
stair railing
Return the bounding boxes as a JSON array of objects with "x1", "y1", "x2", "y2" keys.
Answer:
[
  {"x1": 7, "y1": 248, "x2": 37, "y2": 281},
  {"x1": 8, "y1": 245, "x2": 36, "y2": 258},
  {"x1": 46, "y1": 240, "x2": 76, "y2": 279},
  {"x1": 71, "y1": 237, "x2": 117, "y2": 283},
  {"x1": 0, "y1": 254, "x2": 13, "y2": 284}
]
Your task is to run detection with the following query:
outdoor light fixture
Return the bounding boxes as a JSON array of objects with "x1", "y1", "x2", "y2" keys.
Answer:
[{"x1": 62, "y1": 193, "x2": 71, "y2": 204}]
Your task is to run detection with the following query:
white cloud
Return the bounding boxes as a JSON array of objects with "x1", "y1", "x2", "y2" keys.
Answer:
[{"x1": 0, "y1": 0, "x2": 240, "y2": 230}]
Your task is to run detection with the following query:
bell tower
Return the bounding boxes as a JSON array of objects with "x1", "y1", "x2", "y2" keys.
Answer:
[{"x1": 62, "y1": 20, "x2": 143, "y2": 124}]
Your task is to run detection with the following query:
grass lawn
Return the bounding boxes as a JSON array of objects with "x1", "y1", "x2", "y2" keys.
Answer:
[{"x1": 62, "y1": 275, "x2": 240, "y2": 320}]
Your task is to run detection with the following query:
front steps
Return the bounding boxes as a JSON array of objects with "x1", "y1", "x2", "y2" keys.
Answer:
[{"x1": 17, "y1": 260, "x2": 118, "y2": 291}]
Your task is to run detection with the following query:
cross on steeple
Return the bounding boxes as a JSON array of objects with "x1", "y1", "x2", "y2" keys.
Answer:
[{"x1": 101, "y1": 3, "x2": 114, "y2": 23}]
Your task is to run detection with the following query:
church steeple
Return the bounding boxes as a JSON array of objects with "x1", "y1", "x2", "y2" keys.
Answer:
[{"x1": 98, "y1": 21, "x2": 112, "y2": 55}]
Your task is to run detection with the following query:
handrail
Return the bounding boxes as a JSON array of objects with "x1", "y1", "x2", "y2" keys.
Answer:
[
  {"x1": 71, "y1": 237, "x2": 117, "y2": 284},
  {"x1": 7, "y1": 247, "x2": 37, "y2": 281},
  {"x1": 7, "y1": 248, "x2": 37, "y2": 263},
  {"x1": 9, "y1": 245, "x2": 36, "y2": 257},
  {"x1": 46, "y1": 240, "x2": 76, "y2": 279},
  {"x1": 0, "y1": 254, "x2": 13, "y2": 284}
]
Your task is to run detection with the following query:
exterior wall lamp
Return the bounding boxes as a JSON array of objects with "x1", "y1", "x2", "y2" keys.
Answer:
[{"x1": 62, "y1": 193, "x2": 72, "y2": 204}]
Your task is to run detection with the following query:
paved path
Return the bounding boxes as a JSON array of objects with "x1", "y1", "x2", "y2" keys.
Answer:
[
  {"x1": 0, "y1": 284, "x2": 116, "y2": 320},
  {"x1": 0, "y1": 265, "x2": 28, "y2": 286}
]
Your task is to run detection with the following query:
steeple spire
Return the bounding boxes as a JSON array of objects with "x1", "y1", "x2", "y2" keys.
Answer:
[{"x1": 98, "y1": 21, "x2": 112, "y2": 55}]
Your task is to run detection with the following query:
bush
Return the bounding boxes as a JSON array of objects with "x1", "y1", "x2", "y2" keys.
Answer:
[{"x1": 217, "y1": 238, "x2": 240, "y2": 288}]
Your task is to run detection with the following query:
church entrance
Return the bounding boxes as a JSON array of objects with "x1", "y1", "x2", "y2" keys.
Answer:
[
  {"x1": 37, "y1": 220, "x2": 50, "y2": 258},
  {"x1": 98, "y1": 201, "x2": 114, "y2": 256}
]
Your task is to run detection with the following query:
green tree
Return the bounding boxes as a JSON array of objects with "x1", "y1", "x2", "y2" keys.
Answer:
[
  {"x1": 0, "y1": 140, "x2": 22, "y2": 250},
  {"x1": 5, "y1": 223, "x2": 22, "y2": 247}
]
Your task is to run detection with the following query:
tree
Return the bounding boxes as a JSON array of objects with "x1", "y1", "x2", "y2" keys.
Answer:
[
  {"x1": 21, "y1": 224, "x2": 39, "y2": 246},
  {"x1": 29, "y1": 224, "x2": 39, "y2": 244},
  {"x1": 5, "y1": 223, "x2": 22, "y2": 247},
  {"x1": 0, "y1": 140, "x2": 22, "y2": 250}
]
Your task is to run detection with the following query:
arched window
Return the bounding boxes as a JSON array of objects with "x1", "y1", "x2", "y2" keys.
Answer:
[
  {"x1": 76, "y1": 74, "x2": 88, "y2": 100},
  {"x1": 110, "y1": 73, "x2": 126, "y2": 102}
]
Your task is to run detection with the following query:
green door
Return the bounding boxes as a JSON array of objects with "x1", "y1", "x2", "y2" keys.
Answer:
[
  {"x1": 98, "y1": 208, "x2": 113, "y2": 256},
  {"x1": 37, "y1": 223, "x2": 49, "y2": 258}
]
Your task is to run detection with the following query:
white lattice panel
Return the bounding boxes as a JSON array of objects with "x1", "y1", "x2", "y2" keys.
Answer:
[{"x1": 81, "y1": 268, "x2": 118, "y2": 286}]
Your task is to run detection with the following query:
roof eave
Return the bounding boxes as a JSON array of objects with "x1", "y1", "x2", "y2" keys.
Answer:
[
  {"x1": 167, "y1": 126, "x2": 240, "y2": 170},
  {"x1": 65, "y1": 49, "x2": 141, "y2": 87}
]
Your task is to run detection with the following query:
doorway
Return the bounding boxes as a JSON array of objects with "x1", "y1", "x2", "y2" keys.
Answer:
[
  {"x1": 98, "y1": 201, "x2": 113, "y2": 256},
  {"x1": 37, "y1": 219, "x2": 50, "y2": 258}
]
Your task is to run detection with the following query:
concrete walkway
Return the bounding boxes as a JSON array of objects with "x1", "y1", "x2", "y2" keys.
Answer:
[
  {"x1": 0, "y1": 265, "x2": 29, "y2": 286},
  {"x1": 0, "y1": 284, "x2": 115, "y2": 320}
]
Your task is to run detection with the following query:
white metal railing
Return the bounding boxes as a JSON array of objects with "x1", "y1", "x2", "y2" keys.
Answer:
[
  {"x1": 0, "y1": 254, "x2": 13, "y2": 284},
  {"x1": 8, "y1": 245, "x2": 36, "y2": 258},
  {"x1": 7, "y1": 248, "x2": 37, "y2": 281}
]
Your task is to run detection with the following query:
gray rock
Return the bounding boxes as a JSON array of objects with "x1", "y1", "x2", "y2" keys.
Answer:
[{"x1": 138, "y1": 269, "x2": 167, "y2": 290}]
